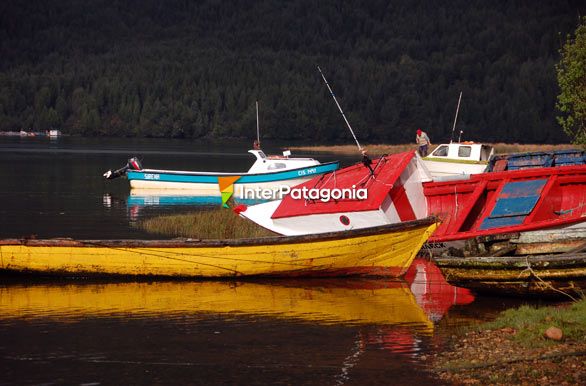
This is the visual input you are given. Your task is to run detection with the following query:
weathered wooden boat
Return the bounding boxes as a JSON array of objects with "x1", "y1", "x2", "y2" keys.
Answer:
[
  {"x1": 434, "y1": 252, "x2": 586, "y2": 297},
  {"x1": 486, "y1": 149, "x2": 585, "y2": 172},
  {"x1": 0, "y1": 218, "x2": 438, "y2": 278},
  {"x1": 104, "y1": 149, "x2": 339, "y2": 200},
  {"x1": 423, "y1": 163, "x2": 586, "y2": 254},
  {"x1": 0, "y1": 280, "x2": 433, "y2": 329},
  {"x1": 420, "y1": 142, "x2": 494, "y2": 179},
  {"x1": 433, "y1": 228, "x2": 586, "y2": 297}
]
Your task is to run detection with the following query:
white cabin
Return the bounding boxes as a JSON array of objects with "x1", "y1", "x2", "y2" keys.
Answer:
[
  {"x1": 420, "y1": 142, "x2": 494, "y2": 179},
  {"x1": 246, "y1": 150, "x2": 320, "y2": 174}
]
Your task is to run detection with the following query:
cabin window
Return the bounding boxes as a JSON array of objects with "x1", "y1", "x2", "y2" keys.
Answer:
[
  {"x1": 458, "y1": 146, "x2": 472, "y2": 158},
  {"x1": 432, "y1": 145, "x2": 449, "y2": 157},
  {"x1": 267, "y1": 163, "x2": 287, "y2": 170},
  {"x1": 339, "y1": 215, "x2": 350, "y2": 226}
]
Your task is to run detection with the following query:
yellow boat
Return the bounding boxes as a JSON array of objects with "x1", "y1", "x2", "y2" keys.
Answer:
[
  {"x1": 0, "y1": 280, "x2": 432, "y2": 330},
  {"x1": 0, "y1": 218, "x2": 437, "y2": 278}
]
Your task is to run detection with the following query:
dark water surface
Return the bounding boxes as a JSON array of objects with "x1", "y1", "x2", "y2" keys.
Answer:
[{"x1": 0, "y1": 137, "x2": 549, "y2": 385}]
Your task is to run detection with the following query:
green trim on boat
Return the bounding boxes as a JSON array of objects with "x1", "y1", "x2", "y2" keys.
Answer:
[{"x1": 421, "y1": 157, "x2": 488, "y2": 165}]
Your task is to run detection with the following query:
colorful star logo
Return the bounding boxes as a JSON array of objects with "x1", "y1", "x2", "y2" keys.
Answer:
[{"x1": 217, "y1": 176, "x2": 241, "y2": 208}]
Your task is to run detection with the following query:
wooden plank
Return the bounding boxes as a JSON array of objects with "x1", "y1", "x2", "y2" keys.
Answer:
[{"x1": 444, "y1": 180, "x2": 489, "y2": 234}]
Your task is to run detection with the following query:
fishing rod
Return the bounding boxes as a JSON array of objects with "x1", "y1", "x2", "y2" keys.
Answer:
[
  {"x1": 450, "y1": 91, "x2": 462, "y2": 143},
  {"x1": 317, "y1": 66, "x2": 363, "y2": 152}
]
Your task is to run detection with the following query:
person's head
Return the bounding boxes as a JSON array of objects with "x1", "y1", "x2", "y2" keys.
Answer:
[{"x1": 417, "y1": 129, "x2": 422, "y2": 135}]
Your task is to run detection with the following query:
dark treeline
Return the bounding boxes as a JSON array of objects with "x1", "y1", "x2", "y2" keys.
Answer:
[{"x1": 0, "y1": 0, "x2": 583, "y2": 143}]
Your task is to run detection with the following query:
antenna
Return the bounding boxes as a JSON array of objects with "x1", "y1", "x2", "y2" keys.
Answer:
[
  {"x1": 255, "y1": 101, "x2": 260, "y2": 147},
  {"x1": 450, "y1": 91, "x2": 462, "y2": 143},
  {"x1": 317, "y1": 66, "x2": 363, "y2": 152}
]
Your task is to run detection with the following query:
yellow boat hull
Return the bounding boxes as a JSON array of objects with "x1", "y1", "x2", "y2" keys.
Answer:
[{"x1": 0, "y1": 219, "x2": 437, "y2": 278}]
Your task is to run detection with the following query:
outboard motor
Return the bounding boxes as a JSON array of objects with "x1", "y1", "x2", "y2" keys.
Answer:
[
  {"x1": 103, "y1": 157, "x2": 142, "y2": 179},
  {"x1": 128, "y1": 157, "x2": 142, "y2": 170}
]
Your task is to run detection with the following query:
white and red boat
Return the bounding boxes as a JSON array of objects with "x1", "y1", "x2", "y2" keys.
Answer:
[
  {"x1": 240, "y1": 151, "x2": 431, "y2": 235},
  {"x1": 240, "y1": 150, "x2": 586, "y2": 254}
]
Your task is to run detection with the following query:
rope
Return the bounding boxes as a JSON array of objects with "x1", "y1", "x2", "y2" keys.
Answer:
[
  {"x1": 80, "y1": 240, "x2": 321, "y2": 274},
  {"x1": 518, "y1": 255, "x2": 579, "y2": 302}
]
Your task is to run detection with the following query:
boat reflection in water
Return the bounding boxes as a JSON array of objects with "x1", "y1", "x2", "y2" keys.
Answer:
[
  {"x1": 0, "y1": 275, "x2": 472, "y2": 335},
  {"x1": 0, "y1": 277, "x2": 473, "y2": 383},
  {"x1": 0, "y1": 280, "x2": 432, "y2": 328},
  {"x1": 405, "y1": 258, "x2": 476, "y2": 322},
  {"x1": 124, "y1": 189, "x2": 267, "y2": 220}
]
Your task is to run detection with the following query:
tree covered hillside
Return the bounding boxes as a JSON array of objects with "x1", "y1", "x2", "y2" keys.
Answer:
[{"x1": 0, "y1": 0, "x2": 583, "y2": 143}]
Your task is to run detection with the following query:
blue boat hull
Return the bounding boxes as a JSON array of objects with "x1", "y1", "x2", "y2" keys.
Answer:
[{"x1": 126, "y1": 161, "x2": 340, "y2": 198}]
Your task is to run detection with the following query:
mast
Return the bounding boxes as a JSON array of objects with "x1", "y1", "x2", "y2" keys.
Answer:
[
  {"x1": 450, "y1": 91, "x2": 462, "y2": 143},
  {"x1": 317, "y1": 66, "x2": 363, "y2": 152}
]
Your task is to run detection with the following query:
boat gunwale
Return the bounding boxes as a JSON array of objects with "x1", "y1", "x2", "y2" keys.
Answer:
[
  {"x1": 423, "y1": 164, "x2": 586, "y2": 188},
  {"x1": 0, "y1": 217, "x2": 438, "y2": 248},
  {"x1": 434, "y1": 252, "x2": 586, "y2": 268},
  {"x1": 130, "y1": 160, "x2": 341, "y2": 178},
  {"x1": 429, "y1": 216, "x2": 586, "y2": 242}
]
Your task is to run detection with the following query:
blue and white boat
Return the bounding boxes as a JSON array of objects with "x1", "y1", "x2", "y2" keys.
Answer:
[{"x1": 105, "y1": 149, "x2": 339, "y2": 200}]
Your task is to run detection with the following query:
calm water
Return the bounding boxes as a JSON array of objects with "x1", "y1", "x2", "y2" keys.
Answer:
[{"x1": 0, "y1": 137, "x2": 547, "y2": 385}]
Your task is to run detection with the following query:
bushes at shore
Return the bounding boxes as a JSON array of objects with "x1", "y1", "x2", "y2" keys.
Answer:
[{"x1": 290, "y1": 143, "x2": 580, "y2": 156}]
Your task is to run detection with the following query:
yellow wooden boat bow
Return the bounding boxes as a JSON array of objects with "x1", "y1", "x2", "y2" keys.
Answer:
[{"x1": 0, "y1": 218, "x2": 438, "y2": 278}]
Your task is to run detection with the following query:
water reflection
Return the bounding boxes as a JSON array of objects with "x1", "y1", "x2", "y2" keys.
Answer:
[
  {"x1": 117, "y1": 189, "x2": 268, "y2": 220},
  {"x1": 0, "y1": 280, "x2": 433, "y2": 329},
  {"x1": 0, "y1": 275, "x2": 473, "y2": 384},
  {"x1": 405, "y1": 258, "x2": 475, "y2": 322}
]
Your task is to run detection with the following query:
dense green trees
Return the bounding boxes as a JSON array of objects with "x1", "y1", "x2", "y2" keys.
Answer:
[
  {"x1": 556, "y1": 17, "x2": 586, "y2": 146},
  {"x1": 0, "y1": 0, "x2": 583, "y2": 143}
]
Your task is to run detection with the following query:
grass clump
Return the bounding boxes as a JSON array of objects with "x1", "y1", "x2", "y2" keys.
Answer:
[
  {"x1": 481, "y1": 298, "x2": 586, "y2": 347},
  {"x1": 138, "y1": 209, "x2": 275, "y2": 239}
]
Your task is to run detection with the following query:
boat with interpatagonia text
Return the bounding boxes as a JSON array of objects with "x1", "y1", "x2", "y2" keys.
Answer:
[
  {"x1": 240, "y1": 150, "x2": 586, "y2": 256},
  {"x1": 103, "y1": 149, "x2": 339, "y2": 200},
  {"x1": 0, "y1": 217, "x2": 438, "y2": 279}
]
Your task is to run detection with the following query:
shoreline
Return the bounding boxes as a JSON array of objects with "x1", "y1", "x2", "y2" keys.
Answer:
[
  {"x1": 429, "y1": 299, "x2": 586, "y2": 385},
  {"x1": 289, "y1": 143, "x2": 579, "y2": 156}
]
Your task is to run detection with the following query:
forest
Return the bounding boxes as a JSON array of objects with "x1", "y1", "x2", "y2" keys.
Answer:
[{"x1": 0, "y1": 0, "x2": 583, "y2": 143}]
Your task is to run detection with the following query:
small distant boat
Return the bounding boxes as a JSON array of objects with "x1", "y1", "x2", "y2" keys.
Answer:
[
  {"x1": 47, "y1": 129, "x2": 62, "y2": 138},
  {"x1": 0, "y1": 218, "x2": 438, "y2": 278},
  {"x1": 104, "y1": 149, "x2": 340, "y2": 200},
  {"x1": 420, "y1": 142, "x2": 494, "y2": 179}
]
